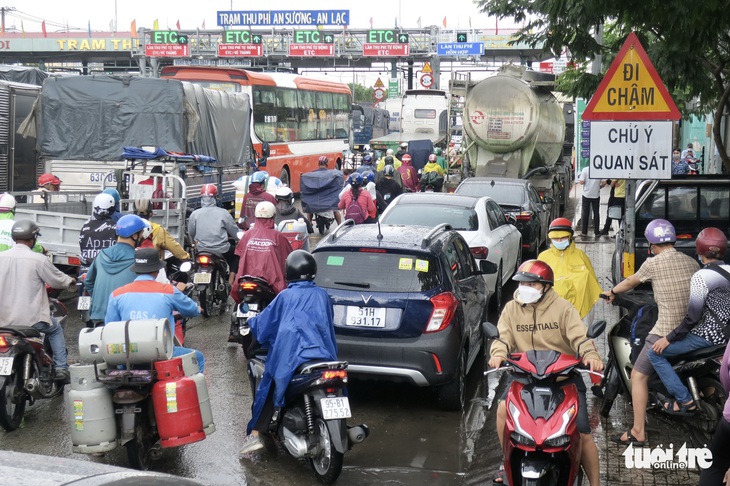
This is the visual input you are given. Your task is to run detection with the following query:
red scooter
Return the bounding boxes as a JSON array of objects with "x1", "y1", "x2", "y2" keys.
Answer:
[{"x1": 484, "y1": 320, "x2": 605, "y2": 486}]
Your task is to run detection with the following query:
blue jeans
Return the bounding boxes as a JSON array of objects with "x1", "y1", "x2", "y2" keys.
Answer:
[
  {"x1": 32, "y1": 321, "x2": 67, "y2": 370},
  {"x1": 648, "y1": 333, "x2": 712, "y2": 403}
]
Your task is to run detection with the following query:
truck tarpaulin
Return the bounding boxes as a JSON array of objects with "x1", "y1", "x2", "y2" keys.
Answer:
[
  {"x1": 28, "y1": 75, "x2": 250, "y2": 166},
  {"x1": 0, "y1": 65, "x2": 50, "y2": 86}
]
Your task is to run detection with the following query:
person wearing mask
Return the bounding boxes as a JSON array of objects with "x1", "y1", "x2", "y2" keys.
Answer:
[
  {"x1": 397, "y1": 154, "x2": 420, "y2": 193},
  {"x1": 0, "y1": 220, "x2": 76, "y2": 383},
  {"x1": 38, "y1": 173, "x2": 62, "y2": 192},
  {"x1": 105, "y1": 247, "x2": 204, "y2": 372},
  {"x1": 338, "y1": 173, "x2": 376, "y2": 224},
  {"x1": 648, "y1": 228, "x2": 730, "y2": 415},
  {"x1": 602, "y1": 219, "x2": 699, "y2": 446},
  {"x1": 356, "y1": 154, "x2": 377, "y2": 175},
  {"x1": 671, "y1": 148, "x2": 690, "y2": 175},
  {"x1": 488, "y1": 260, "x2": 603, "y2": 486},
  {"x1": 681, "y1": 142, "x2": 696, "y2": 161},
  {"x1": 395, "y1": 142, "x2": 409, "y2": 160},
  {"x1": 102, "y1": 188, "x2": 123, "y2": 222},
  {"x1": 79, "y1": 193, "x2": 119, "y2": 265},
  {"x1": 578, "y1": 165, "x2": 605, "y2": 238},
  {"x1": 0, "y1": 194, "x2": 43, "y2": 253},
  {"x1": 134, "y1": 199, "x2": 191, "y2": 262},
  {"x1": 239, "y1": 250, "x2": 338, "y2": 455},
  {"x1": 188, "y1": 184, "x2": 240, "y2": 286},
  {"x1": 376, "y1": 165, "x2": 403, "y2": 210},
  {"x1": 241, "y1": 171, "x2": 277, "y2": 230},
  {"x1": 273, "y1": 186, "x2": 313, "y2": 234},
  {"x1": 376, "y1": 149, "x2": 402, "y2": 172},
  {"x1": 84, "y1": 214, "x2": 148, "y2": 325}
]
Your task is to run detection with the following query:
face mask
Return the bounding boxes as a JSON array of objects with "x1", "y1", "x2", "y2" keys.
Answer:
[
  {"x1": 552, "y1": 239, "x2": 570, "y2": 251},
  {"x1": 672, "y1": 154, "x2": 680, "y2": 160},
  {"x1": 517, "y1": 286, "x2": 543, "y2": 304}
]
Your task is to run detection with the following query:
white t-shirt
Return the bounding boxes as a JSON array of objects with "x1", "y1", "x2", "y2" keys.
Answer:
[{"x1": 580, "y1": 167, "x2": 601, "y2": 199}]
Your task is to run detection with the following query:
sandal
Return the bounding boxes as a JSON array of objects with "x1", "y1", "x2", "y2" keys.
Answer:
[
  {"x1": 660, "y1": 397, "x2": 698, "y2": 416},
  {"x1": 492, "y1": 462, "x2": 505, "y2": 484},
  {"x1": 611, "y1": 430, "x2": 646, "y2": 446}
]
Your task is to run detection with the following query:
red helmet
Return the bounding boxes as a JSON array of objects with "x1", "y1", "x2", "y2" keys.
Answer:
[
  {"x1": 318, "y1": 155, "x2": 329, "y2": 166},
  {"x1": 513, "y1": 260, "x2": 554, "y2": 285},
  {"x1": 549, "y1": 217, "x2": 574, "y2": 236},
  {"x1": 201, "y1": 184, "x2": 218, "y2": 197},
  {"x1": 696, "y1": 227, "x2": 727, "y2": 259},
  {"x1": 38, "y1": 173, "x2": 61, "y2": 186},
  {"x1": 428, "y1": 154, "x2": 437, "y2": 162},
  {"x1": 402, "y1": 154, "x2": 412, "y2": 163}
]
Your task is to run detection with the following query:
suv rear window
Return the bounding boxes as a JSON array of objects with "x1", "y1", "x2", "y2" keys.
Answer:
[
  {"x1": 638, "y1": 186, "x2": 730, "y2": 232},
  {"x1": 381, "y1": 204, "x2": 478, "y2": 231},
  {"x1": 456, "y1": 183, "x2": 525, "y2": 206},
  {"x1": 313, "y1": 251, "x2": 442, "y2": 292}
]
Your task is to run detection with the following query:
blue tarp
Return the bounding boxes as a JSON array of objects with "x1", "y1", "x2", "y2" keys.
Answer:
[
  {"x1": 299, "y1": 169, "x2": 344, "y2": 213},
  {"x1": 122, "y1": 146, "x2": 217, "y2": 164}
]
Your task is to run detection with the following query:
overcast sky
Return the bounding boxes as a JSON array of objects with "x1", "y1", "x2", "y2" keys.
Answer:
[{"x1": 7, "y1": 0, "x2": 504, "y2": 33}]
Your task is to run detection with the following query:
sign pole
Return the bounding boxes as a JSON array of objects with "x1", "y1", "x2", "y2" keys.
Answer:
[{"x1": 623, "y1": 179, "x2": 636, "y2": 279}]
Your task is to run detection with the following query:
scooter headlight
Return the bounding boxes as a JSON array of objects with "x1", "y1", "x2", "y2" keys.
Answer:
[
  {"x1": 544, "y1": 404, "x2": 576, "y2": 447},
  {"x1": 508, "y1": 401, "x2": 535, "y2": 446}
]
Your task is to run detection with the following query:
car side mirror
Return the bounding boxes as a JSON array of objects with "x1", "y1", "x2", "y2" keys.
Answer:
[
  {"x1": 542, "y1": 196, "x2": 554, "y2": 205},
  {"x1": 482, "y1": 322, "x2": 499, "y2": 340},
  {"x1": 586, "y1": 320, "x2": 606, "y2": 339},
  {"x1": 479, "y1": 259, "x2": 498, "y2": 275}
]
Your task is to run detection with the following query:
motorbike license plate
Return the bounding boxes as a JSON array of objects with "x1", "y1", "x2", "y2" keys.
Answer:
[
  {"x1": 77, "y1": 296, "x2": 91, "y2": 311},
  {"x1": 345, "y1": 306, "x2": 386, "y2": 328},
  {"x1": 0, "y1": 357, "x2": 13, "y2": 376},
  {"x1": 237, "y1": 309, "x2": 258, "y2": 319},
  {"x1": 320, "y1": 397, "x2": 352, "y2": 420},
  {"x1": 193, "y1": 272, "x2": 212, "y2": 284}
]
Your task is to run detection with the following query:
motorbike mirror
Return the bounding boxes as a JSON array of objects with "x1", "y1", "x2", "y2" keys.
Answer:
[
  {"x1": 482, "y1": 322, "x2": 500, "y2": 340},
  {"x1": 179, "y1": 261, "x2": 193, "y2": 273},
  {"x1": 586, "y1": 319, "x2": 607, "y2": 339}
]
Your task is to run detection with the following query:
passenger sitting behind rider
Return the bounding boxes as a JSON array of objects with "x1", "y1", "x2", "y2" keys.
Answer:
[
  {"x1": 241, "y1": 171, "x2": 277, "y2": 230},
  {"x1": 239, "y1": 250, "x2": 338, "y2": 455},
  {"x1": 273, "y1": 187, "x2": 313, "y2": 234},
  {"x1": 488, "y1": 260, "x2": 603, "y2": 486}
]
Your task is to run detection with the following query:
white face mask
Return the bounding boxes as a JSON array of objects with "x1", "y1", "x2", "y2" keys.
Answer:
[
  {"x1": 517, "y1": 286, "x2": 543, "y2": 304},
  {"x1": 552, "y1": 239, "x2": 570, "y2": 251}
]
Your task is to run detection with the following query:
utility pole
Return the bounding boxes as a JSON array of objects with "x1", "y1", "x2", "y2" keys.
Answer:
[{"x1": 0, "y1": 7, "x2": 16, "y2": 34}]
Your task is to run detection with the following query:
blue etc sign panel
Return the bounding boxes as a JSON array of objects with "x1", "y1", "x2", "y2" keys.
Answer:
[
  {"x1": 437, "y1": 42, "x2": 484, "y2": 56},
  {"x1": 217, "y1": 10, "x2": 349, "y2": 27}
]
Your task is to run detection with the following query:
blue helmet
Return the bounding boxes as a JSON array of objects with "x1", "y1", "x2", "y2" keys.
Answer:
[
  {"x1": 363, "y1": 154, "x2": 373, "y2": 163},
  {"x1": 116, "y1": 214, "x2": 147, "y2": 237},
  {"x1": 362, "y1": 170, "x2": 375, "y2": 184},
  {"x1": 102, "y1": 188, "x2": 121, "y2": 205},
  {"x1": 251, "y1": 171, "x2": 268, "y2": 184},
  {"x1": 347, "y1": 173, "x2": 363, "y2": 187}
]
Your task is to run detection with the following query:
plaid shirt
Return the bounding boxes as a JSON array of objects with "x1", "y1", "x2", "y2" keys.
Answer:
[{"x1": 635, "y1": 247, "x2": 700, "y2": 336}]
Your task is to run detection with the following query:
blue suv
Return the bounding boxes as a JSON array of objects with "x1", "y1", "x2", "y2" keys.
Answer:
[{"x1": 312, "y1": 221, "x2": 494, "y2": 410}]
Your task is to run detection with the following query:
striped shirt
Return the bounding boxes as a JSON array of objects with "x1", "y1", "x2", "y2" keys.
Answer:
[{"x1": 635, "y1": 247, "x2": 700, "y2": 336}]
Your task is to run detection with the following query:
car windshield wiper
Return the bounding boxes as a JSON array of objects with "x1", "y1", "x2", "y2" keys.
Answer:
[{"x1": 333, "y1": 281, "x2": 371, "y2": 289}]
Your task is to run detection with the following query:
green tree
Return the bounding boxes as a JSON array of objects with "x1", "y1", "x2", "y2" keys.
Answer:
[
  {"x1": 477, "y1": 0, "x2": 730, "y2": 170},
  {"x1": 348, "y1": 83, "x2": 375, "y2": 103}
]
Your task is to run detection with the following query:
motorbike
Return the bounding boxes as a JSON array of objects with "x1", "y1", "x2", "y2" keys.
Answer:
[
  {"x1": 77, "y1": 264, "x2": 93, "y2": 327},
  {"x1": 0, "y1": 295, "x2": 68, "y2": 431},
  {"x1": 276, "y1": 218, "x2": 310, "y2": 251},
  {"x1": 247, "y1": 352, "x2": 369, "y2": 485},
  {"x1": 484, "y1": 320, "x2": 605, "y2": 486},
  {"x1": 192, "y1": 250, "x2": 230, "y2": 318},
  {"x1": 167, "y1": 258, "x2": 194, "y2": 344},
  {"x1": 598, "y1": 290, "x2": 727, "y2": 444},
  {"x1": 230, "y1": 275, "x2": 277, "y2": 358},
  {"x1": 313, "y1": 210, "x2": 337, "y2": 236}
]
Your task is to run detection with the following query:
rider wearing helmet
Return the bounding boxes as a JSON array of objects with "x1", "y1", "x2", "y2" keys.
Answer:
[
  {"x1": 0, "y1": 220, "x2": 76, "y2": 383},
  {"x1": 188, "y1": 183, "x2": 240, "y2": 284},
  {"x1": 538, "y1": 217, "x2": 602, "y2": 320},
  {"x1": 338, "y1": 172, "x2": 376, "y2": 223},
  {"x1": 38, "y1": 173, "x2": 62, "y2": 192},
  {"x1": 240, "y1": 249, "x2": 337, "y2": 455},
  {"x1": 489, "y1": 259, "x2": 603, "y2": 486},
  {"x1": 376, "y1": 150, "x2": 402, "y2": 172},
  {"x1": 78, "y1": 192, "x2": 119, "y2": 264},
  {"x1": 0, "y1": 193, "x2": 43, "y2": 253},
  {"x1": 241, "y1": 171, "x2": 277, "y2": 230},
  {"x1": 395, "y1": 142, "x2": 409, "y2": 160},
  {"x1": 274, "y1": 186, "x2": 313, "y2": 234},
  {"x1": 84, "y1": 214, "x2": 150, "y2": 324},
  {"x1": 397, "y1": 153, "x2": 420, "y2": 193},
  {"x1": 304, "y1": 158, "x2": 343, "y2": 226},
  {"x1": 134, "y1": 199, "x2": 191, "y2": 261},
  {"x1": 356, "y1": 153, "x2": 377, "y2": 175},
  {"x1": 601, "y1": 218, "x2": 699, "y2": 447},
  {"x1": 433, "y1": 147, "x2": 448, "y2": 171},
  {"x1": 102, "y1": 188, "x2": 123, "y2": 222},
  {"x1": 648, "y1": 227, "x2": 730, "y2": 416},
  {"x1": 376, "y1": 164, "x2": 403, "y2": 210},
  {"x1": 423, "y1": 153, "x2": 445, "y2": 177}
]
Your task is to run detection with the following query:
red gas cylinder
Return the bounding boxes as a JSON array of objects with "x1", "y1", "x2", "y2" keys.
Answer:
[{"x1": 152, "y1": 357, "x2": 205, "y2": 448}]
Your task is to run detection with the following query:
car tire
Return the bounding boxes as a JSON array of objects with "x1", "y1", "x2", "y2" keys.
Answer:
[{"x1": 436, "y1": 351, "x2": 466, "y2": 412}]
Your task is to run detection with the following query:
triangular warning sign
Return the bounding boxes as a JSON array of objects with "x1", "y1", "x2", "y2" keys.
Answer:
[
  {"x1": 583, "y1": 32, "x2": 680, "y2": 121},
  {"x1": 374, "y1": 77, "x2": 385, "y2": 88},
  {"x1": 422, "y1": 62, "x2": 433, "y2": 74}
]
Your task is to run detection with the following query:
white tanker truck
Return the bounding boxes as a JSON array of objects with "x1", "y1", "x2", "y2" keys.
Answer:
[{"x1": 458, "y1": 65, "x2": 572, "y2": 219}]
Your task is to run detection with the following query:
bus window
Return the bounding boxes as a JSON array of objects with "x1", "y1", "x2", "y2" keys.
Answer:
[
  {"x1": 299, "y1": 90, "x2": 318, "y2": 141},
  {"x1": 276, "y1": 87, "x2": 299, "y2": 142},
  {"x1": 316, "y1": 91, "x2": 334, "y2": 139},
  {"x1": 333, "y1": 93, "x2": 350, "y2": 139},
  {"x1": 253, "y1": 86, "x2": 277, "y2": 143}
]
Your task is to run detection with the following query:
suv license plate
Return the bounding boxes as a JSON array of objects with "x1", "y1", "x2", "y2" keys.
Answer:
[
  {"x1": 345, "y1": 306, "x2": 386, "y2": 327},
  {"x1": 193, "y1": 272, "x2": 212, "y2": 284},
  {"x1": 320, "y1": 397, "x2": 351, "y2": 420},
  {"x1": 77, "y1": 296, "x2": 91, "y2": 310},
  {"x1": 0, "y1": 357, "x2": 13, "y2": 376}
]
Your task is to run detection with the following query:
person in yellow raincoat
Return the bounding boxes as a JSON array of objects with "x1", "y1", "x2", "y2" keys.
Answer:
[{"x1": 538, "y1": 217, "x2": 602, "y2": 321}]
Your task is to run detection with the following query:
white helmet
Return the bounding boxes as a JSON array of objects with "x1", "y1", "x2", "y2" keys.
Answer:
[
  {"x1": 255, "y1": 201, "x2": 276, "y2": 219},
  {"x1": 140, "y1": 218, "x2": 153, "y2": 239},
  {"x1": 275, "y1": 186, "x2": 294, "y2": 204},
  {"x1": 93, "y1": 193, "x2": 115, "y2": 211},
  {"x1": 386, "y1": 148, "x2": 394, "y2": 156},
  {"x1": 0, "y1": 193, "x2": 16, "y2": 213},
  {"x1": 363, "y1": 144, "x2": 371, "y2": 151}
]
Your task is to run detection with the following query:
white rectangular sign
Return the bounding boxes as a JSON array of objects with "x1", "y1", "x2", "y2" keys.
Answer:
[{"x1": 588, "y1": 121, "x2": 673, "y2": 179}]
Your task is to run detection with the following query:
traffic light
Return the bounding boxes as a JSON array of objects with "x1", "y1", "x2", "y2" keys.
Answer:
[{"x1": 456, "y1": 32, "x2": 467, "y2": 43}]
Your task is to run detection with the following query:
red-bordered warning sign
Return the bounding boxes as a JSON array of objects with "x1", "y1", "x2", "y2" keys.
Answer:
[{"x1": 583, "y1": 32, "x2": 680, "y2": 121}]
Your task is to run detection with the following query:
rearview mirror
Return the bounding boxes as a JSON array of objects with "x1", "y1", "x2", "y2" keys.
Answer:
[
  {"x1": 482, "y1": 322, "x2": 499, "y2": 340},
  {"x1": 179, "y1": 261, "x2": 193, "y2": 273},
  {"x1": 607, "y1": 205, "x2": 623, "y2": 220},
  {"x1": 261, "y1": 142, "x2": 271, "y2": 158},
  {"x1": 586, "y1": 320, "x2": 607, "y2": 339},
  {"x1": 542, "y1": 196, "x2": 554, "y2": 205},
  {"x1": 479, "y1": 259, "x2": 498, "y2": 275}
]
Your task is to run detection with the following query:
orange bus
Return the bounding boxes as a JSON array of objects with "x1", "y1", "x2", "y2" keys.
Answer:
[{"x1": 160, "y1": 66, "x2": 351, "y2": 192}]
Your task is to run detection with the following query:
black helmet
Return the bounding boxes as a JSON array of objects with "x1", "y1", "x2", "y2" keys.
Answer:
[
  {"x1": 285, "y1": 250, "x2": 317, "y2": 282},
  {"x1": 11, "y1": 220, "x2": 41, "y2": 241}
]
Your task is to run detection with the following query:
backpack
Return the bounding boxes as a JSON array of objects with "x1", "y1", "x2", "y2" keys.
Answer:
[
  {"x1": 344, "y1": 195, "x2": 367, "y2": 224},
  {"x1": 702, "y1": 265, "x2": 730, "y2": 340},
  {"x1": 630, "y1": 303, "x2": 658, "y2": 363}
]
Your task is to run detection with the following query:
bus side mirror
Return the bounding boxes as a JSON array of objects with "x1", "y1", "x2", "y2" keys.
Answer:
[{"x1": 261, "y1": 142, "x2": 271, "y2": 158}]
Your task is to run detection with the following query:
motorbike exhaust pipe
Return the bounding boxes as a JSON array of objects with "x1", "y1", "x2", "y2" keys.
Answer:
[
  {"x1": 688, "y1": 377, "x2": 701, "y2": 405},
  {"x1": 24, "y1": 378, "x2": 40, "y2": 394},
  {"x1": 347, "y1": 424, "x2": 369, "y2": 444}
]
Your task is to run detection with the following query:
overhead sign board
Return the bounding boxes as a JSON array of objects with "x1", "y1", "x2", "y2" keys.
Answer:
[
  {"x1": 588, "y1": 121, "x2": 672, "y2": 179},
  {"x1": 583, "y1": 32, "x2": 680, "y2": 121},
  {"x1": 145, "y1": 44, "x2": 189, "y2": 57},
  {"x1": 289, "y1": 44, "x2": 334, "y2": 56},
  {"x1": 293, "y1": 30, "x2": 334, "y2": 44},
  {"x1": 363, "y1": 43, "x2": 409, "y2": 56},
  {"x1": 366, "y1": 30, "x2": 409, "y2": 43},
  {"x1": 218, "y1": 44, "x2": 263, "y2": 57},
  {"x1": 217, "y1": 10, "x2": 349, "y2": 27},
  {"x1": 150, "y1": 31, "x2": 188, "y2": 44},
  {"x1": 437, "y1": 42, "x2": 484, "y2": 56},
  {"x1": 222, "y1": 30, "x2": 262, "y2": 44}
]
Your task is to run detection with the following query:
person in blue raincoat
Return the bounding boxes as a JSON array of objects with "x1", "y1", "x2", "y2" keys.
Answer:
[{"x1": 239, "y1": 250, "x2": 337, "y2": 455}]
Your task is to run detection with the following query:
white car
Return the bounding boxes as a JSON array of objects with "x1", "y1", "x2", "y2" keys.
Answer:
[{"x1": 379, "y1": 193, "x2": 522, "y2": 310}]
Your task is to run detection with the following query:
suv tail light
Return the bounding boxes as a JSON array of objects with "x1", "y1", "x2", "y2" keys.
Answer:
[
  {"x1": 515, "y1": 211, "x2": 533, "y2": 221},
  {"x1": 470, "y1": 246, "x2": 489, "y2": 259},
  {"x1": 425, "y1": 292, "x2": 459, "y2": 333}
]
